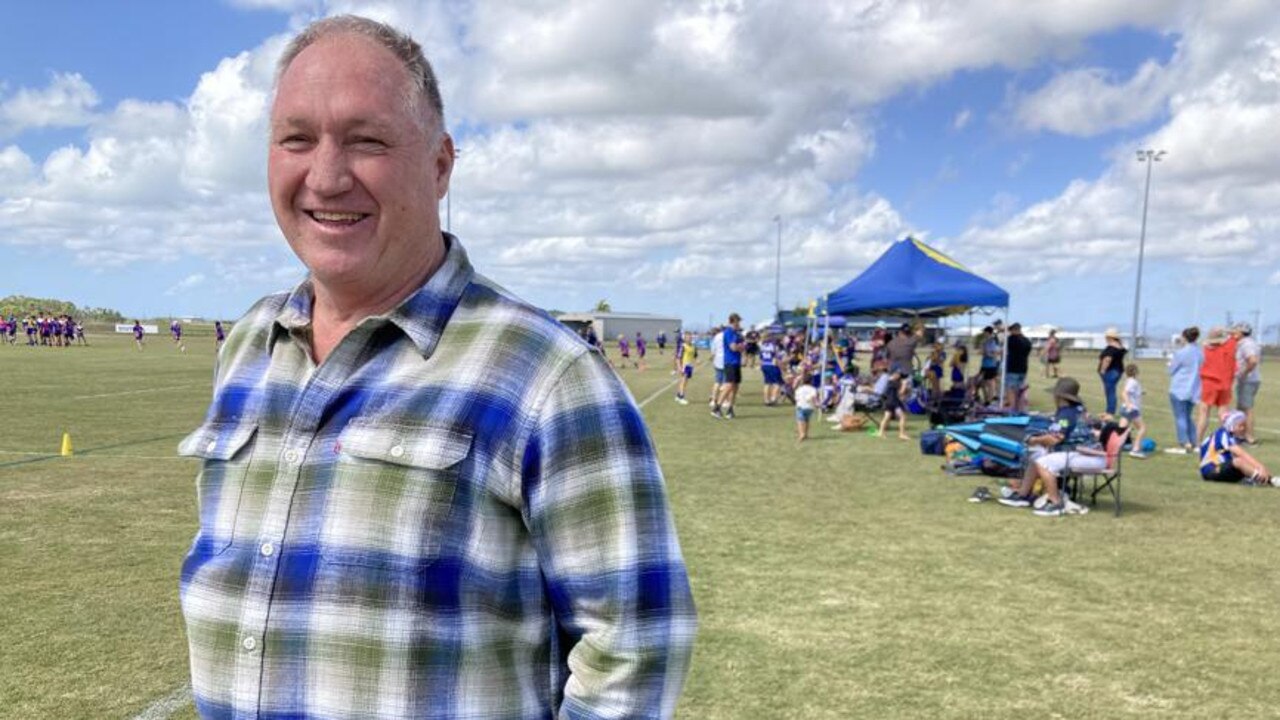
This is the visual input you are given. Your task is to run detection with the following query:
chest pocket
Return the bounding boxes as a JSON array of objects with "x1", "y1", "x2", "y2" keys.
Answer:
[
  {"x1": 321, "y1": 420, "x2": 471, "y2": 569},
  {"x1": 178, "y1": 421, "x2": 259, "y2": 556}
]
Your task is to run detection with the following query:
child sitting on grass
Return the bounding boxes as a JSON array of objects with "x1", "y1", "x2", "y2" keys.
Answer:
[
  {"x1": 1200, "y1": 411, "x2": 1276, "y2": 486},
  {"x1": 876, "y1": 370, "x2": 911, "y2": 440},
  {"x1": 1121, "y1": 363, "x2": 1147, "y2": 458}
]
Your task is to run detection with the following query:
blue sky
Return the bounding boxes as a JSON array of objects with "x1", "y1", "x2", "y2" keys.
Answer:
[{"x1": 2, "y1": 1, "x2": 1278, "y2": 338}]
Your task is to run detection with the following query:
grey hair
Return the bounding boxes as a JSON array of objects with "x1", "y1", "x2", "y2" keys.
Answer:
[{"x1": 276, "y1": 14, "x2": 445, "y2": 138}]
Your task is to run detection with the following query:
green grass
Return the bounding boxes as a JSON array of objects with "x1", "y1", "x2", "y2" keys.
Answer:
[{"x1": 3, "y1": 335, "x2": 1280, "y2": 718}]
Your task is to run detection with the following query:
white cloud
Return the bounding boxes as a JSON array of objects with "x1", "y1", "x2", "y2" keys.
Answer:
[
  {"x1": 166, "y1": 273, "x2": 207, "y2": 295},
  {"x1": 0, "y1": 72, "x2": 99, "y2": 135},
  {"x1": 1015, "y1": 60, "x2": 1171, "y2": 136},
  {"x1": 1, "y1": 0, "x2": 1276, "y2": 325}
]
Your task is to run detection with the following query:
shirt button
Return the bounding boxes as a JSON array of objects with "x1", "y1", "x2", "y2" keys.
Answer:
[
  {"x1": 389, "y1": 445, "x2": 405, "y2": 458},
  {"x1": 284, "y1": 449, "x2": 299, "y2": 464},
  {"x1": 242, "y1": 636, "x2": 257, "y2": 651},
  {"x1": 260, "y1": 542, "x2": 275, "y2": 557},
  {"x1": 206, "y1": 440, "x2": 217, "y2": 453}
]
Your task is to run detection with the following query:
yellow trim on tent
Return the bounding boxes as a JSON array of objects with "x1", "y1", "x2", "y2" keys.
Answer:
[{"x1": 911, "y1": 237, "x2": 969, "y2": 272}]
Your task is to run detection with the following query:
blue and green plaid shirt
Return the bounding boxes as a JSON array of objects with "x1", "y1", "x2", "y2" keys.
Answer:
[{"x1": 178, "y1": 236, "x2": 696, "y2": 719}]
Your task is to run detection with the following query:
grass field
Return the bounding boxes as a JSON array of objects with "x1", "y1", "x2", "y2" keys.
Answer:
[{"x1": 4, "y1": 330, "x2": 1280, "y2": 718}]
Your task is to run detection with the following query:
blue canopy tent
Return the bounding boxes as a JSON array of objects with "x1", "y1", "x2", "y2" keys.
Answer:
[
  {"x1": 825, "y1": 237, "x2": 1008, "y2": 317},
  {"x1": 817, "y1": 237, "x2": 1011, "y2": 406}
]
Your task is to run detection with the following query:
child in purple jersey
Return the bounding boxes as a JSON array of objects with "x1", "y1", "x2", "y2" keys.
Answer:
[
  {"x1": 214, "y1": 320, "x2": 226, "y2": 351},
  {"x1": 63, "y1": 317, "x2": 76, "y2": 348},
  {"x1": 133, "y1": 320, "x2": 145, "y2": 350},
  {"x1": 635, "y1": 332, "x2": 647, "y2": 372},
  {"x1": 617, "y1": 334, "x2": 637, "y2": 369}
]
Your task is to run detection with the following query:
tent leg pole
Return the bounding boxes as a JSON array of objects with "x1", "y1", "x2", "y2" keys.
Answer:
[{"x1": 998, "y1": 308, "x2": 1008, "y2": 409}]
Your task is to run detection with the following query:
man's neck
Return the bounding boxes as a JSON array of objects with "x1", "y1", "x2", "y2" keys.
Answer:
[{"x1": 308, "y1": 244, "x2": 446, "y2": 364}]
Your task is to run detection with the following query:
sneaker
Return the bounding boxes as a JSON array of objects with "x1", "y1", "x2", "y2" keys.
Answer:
[
  {"x1": 710, "y1": 408, "x2": 722, "y2": 419},
  {"x1": 997, "y1": 493, "x2": 1033, "y2": 508},
  {"x1": 1163, "y1": 447, "x2": 1188, "y2": 455},
  {"x1": 1063, "y1": 498, "x2": 1090, "y2": 515},
  {"x1": 1242, "y1": 477, "x2": 1259, "y2": 487},
  {"x1": 1033, "y1": 501, "x2": 1065, "y2": 517},
  {"x1": 724, "y1": 409, "x2": 736, "y2": 420},
  {"x1": 1128, "y1": 451, "x2": 1148, "y2": 459},
  {"x1": 675, "y1": 396, "x2": 689, "y2": 405},
  {"x1": 1270, "y1": 477, "x2": 1280, "y2": 489},
  {"x1": 968, "y1": 486, "x2": 991, "y2": 503}
]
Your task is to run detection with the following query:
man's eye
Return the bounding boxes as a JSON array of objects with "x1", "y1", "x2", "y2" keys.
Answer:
[
  {"x1": 278, "y1": 135, "x2": 312, "y2": 148},
  {"x1": 351, "y1": 137, "x2": 387, "y2": 150}
]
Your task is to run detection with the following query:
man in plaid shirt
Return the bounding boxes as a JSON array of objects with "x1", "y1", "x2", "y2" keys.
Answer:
[{"x1": 178, "y1": 15, "x2": 696, "y2": 719}]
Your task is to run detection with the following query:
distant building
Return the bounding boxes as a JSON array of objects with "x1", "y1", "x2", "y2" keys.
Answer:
[{"x1": 556, "y1": 311, "x2": 682, "y2": 344}]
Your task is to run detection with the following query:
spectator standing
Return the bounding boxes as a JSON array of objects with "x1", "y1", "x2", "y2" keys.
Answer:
[
  {"x1": 1003, "y1": 323, "x2": 1033, "y2": 410},
  {"x1": 1097, "y1": 327, "x2": 1127, "y2": 415},
  {"x1": 885, "y1": 323, "x2": 920, "y2": 375},
  {"x1": 1166, "y1": 326, "x2": 1203, "y2": 454},
  {"x1": 977, "y1": 326, "x2": 1000, "y2": 403},
  {"x1": 1197, "y1": 327, "x2": 1237, "y2": 442},
  {"x1": 1122, "y1": 364, "x2": 1148, "y2": 458},
  {"x1": 709, "y1": 325, "x2": 725, "y2": 407},
  {"x1": 1233, "y1": 322, "x2": 1262, "y2": 445},
  {"x1": 1042, "y1": 329, "x2": 1061, "y2": 378},
  {"x1": 712, "y1": 313, "x2": 745, "y2": 419}
]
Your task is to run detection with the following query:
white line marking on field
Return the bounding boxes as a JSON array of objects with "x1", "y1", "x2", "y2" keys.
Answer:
[
  {"x1": 72, "y1": 384, "x2": 201, "y2": 400},
  {"x1": 638, "y1": 375, "x2": 684, "y2": 409},
  {"x1": 131, "y1": 683, "x2": 192, "y2": 720}
]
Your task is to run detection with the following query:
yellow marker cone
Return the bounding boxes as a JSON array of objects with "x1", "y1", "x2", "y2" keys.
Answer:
[{"x1": 61, "y1": 433, "x2": 73, "y2": 457}]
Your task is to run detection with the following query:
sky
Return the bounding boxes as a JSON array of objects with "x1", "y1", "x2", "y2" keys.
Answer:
[{"x1": 2, "y1": 0, "x2": 1279, "y2": 337}]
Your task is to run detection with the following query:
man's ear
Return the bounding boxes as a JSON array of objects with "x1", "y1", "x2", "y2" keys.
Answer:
[{"x1": 435, "y1": 133, "x2": 455, "y2": 201}]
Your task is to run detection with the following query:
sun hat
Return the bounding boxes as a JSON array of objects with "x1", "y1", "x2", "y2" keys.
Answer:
[
  {"x1": 1234, "y1": 322, "x2": 1253, "y2": 336},
  {"x1": 1104, "y1": 327, "x2": 1121, "y2": 340},
  {"x1": 1052, "y1": 377, "x2": 1082, "y2": 403},
  {"x1": 1206, "y1": 327, "x2": 1228, "y2": 344}
]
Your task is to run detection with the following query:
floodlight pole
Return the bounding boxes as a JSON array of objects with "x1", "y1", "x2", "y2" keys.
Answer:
[{"x1": 1130, "y1": 149, "x2": 1164, "y2": 351}]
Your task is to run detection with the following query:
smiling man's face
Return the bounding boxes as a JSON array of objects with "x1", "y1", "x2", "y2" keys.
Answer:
[{"x1": 268, "y1": 32, "x2": 452, "y2": 297}]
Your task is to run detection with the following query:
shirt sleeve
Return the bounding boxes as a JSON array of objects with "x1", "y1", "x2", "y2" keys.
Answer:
[{"x1": 521, "y1": 350, "x2": 697, "y2": 719}]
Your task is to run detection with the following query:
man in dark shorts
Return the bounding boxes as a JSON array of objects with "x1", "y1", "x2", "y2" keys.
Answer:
[
  {"x1": 1003, "y1": 322, "x2": 1032, "y2": 409},
  {"x1": 712, "y1": 312, "x2": 745, "y2": 419}
]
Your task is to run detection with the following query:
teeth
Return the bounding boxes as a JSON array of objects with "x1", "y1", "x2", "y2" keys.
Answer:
[{"x1": 312, "y1": 211, "x2": 365, "y2": 222}]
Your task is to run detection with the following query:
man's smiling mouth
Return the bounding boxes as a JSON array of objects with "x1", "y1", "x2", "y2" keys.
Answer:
[{"x1": 307, "y1": 210, "x2": 369, "y2": 224}]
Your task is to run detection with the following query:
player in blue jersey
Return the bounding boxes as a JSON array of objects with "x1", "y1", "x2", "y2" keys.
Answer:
[{"x1": 760, "y1": 334, "x2": 784, "y2": 406}]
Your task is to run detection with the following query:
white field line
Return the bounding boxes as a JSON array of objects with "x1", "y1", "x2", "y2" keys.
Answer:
[
  {"x1": 72, "y1": 384, "x2": 202, "y2": 401},
  {"x1": 637, "y1": 375, "x2": 685, "y2": 409},
  {"x1": 131, "y1": 683, "x2": 192, "y2": 720}
]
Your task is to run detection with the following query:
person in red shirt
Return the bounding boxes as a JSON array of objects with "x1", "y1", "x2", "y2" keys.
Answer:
[{"x1": 1196, "y1": 326, "x2": 1238, "y2": 442}]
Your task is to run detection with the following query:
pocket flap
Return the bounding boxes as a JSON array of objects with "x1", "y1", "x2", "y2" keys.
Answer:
[
  {"x1": 177, "y1": 421, "x2": 259, "y2": 460},
  {"x1": 339, "y1": 420, "x2": 472, "y2": 469}
]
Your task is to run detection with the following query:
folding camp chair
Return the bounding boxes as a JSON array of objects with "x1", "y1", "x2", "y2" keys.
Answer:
[{"x1": 1063, "y1": 427, "x2": 1127, "y2": 516}]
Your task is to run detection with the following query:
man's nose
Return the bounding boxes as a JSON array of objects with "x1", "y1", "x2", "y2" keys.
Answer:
[{"x1": 305, "y1": 138, "x2": 354, "y2": 196}]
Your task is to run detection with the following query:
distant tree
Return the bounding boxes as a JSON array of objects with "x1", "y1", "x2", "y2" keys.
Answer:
[
  {"x1": 0, "y1": 295, "x2": 125, "y2": 322},
  {"x1": 594, "y1": 299, "x2": 612, "y2": 313}
]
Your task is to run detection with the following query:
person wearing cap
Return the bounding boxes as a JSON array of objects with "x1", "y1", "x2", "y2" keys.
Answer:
[
  {"x1": 1196, "y1": 326, "x2": 1238, "y2": 443},
  {"x1": 1199, "y1": 411, "x2": 1275, "y2": 485},
  {"x1": 1233, "y1": 322, "x2": 1262, "y2": 444},
  {"x1": 1165, "y1": 326, "x2": 1203, "y2": 454},
  {"x1": 976, "y1": 326, "x2": 1000, "y2": 404},
  {"x1": 998, "y1": 377, "x2": 1089, "y2": 515},
  {"x1": 1097, "y1": 327, "x2": 1127, "y2": 415}
]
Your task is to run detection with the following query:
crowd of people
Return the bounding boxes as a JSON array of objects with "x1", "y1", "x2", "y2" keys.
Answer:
[
  {"x1": 0, "y1": 314, "x2": 88, "y2": 347},
  {"x1": 584, "y1": 312, "x2": 1272, "y2": 496}
]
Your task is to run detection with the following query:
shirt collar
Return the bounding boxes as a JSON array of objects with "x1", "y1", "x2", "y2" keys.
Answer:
[{"x1": 270, "y1": 233, "x2": 475, "y2": 358}]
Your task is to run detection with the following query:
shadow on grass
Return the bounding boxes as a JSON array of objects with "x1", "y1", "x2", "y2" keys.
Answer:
[{"x1": 0, "y1": 433, "x2": 187, "y2": 472}]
